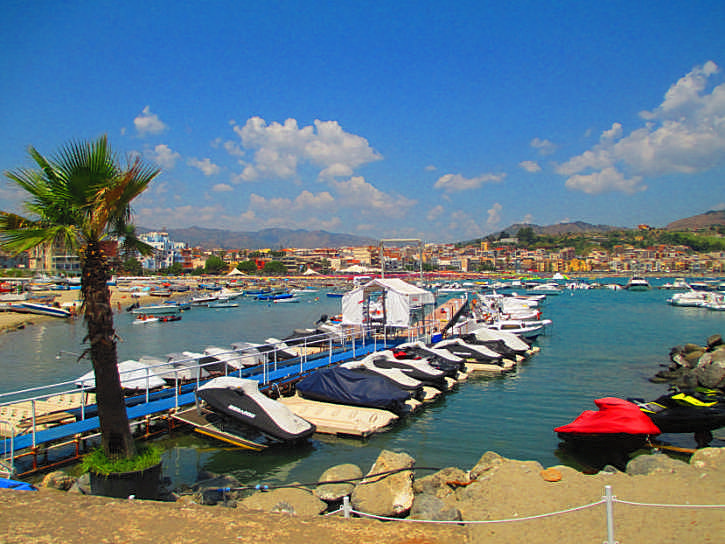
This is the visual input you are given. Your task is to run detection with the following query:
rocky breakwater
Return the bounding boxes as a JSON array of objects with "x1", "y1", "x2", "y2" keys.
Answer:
[
  {"x1": 651, "y1": 333, "x2": 725, "y2": 389},
  {"x1": 27, "y1": 447, "x2": 725, "y2": 543}
]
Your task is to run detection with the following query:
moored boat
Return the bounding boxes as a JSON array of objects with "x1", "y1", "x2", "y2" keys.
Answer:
[
  {"x1": 15, "y1": 302, "x2": 71, "y2": 318},
  {"x1": 624, "y1": 276, "x2": 650, "y2": 290},
  {"x1": 197, "y1": 376, "x2": 315, "y2": 443},
  {"x1": 555, "y1": 397, "x2": 661, "y2": 469}
]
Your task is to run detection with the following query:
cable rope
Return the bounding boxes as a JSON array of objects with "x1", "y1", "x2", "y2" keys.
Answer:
[
  {"x1": 612, "y1": 498, "x2": 725, "y2": 509},
  {"x1": 345, "y1": 500, "x2": 606, "y2": 525}
]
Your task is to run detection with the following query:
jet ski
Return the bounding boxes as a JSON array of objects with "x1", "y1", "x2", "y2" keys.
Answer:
[
  {"x1": 629, "y1": 389, "x2": 725, "y2": 446},
  {"x1": 197, "y1": 377, "x2": 315, "y2": 443},
  {"x1": 340, "y1": 359, "x2": 427, "y2": 401},
  {"x1": 555, "y1": 397, "x2": 661, "y2": 470},
  {"x1": 394, "y1": 341, "x2": 466, "y2": 376},
  {"x1": 468, "y1": 327, "x2": 532, "y2": 352},
  {"x1": 433, "y1": 338, "x2": 504, "y2": 364},
  {"x1": 361, "y1": 350, "x2": 449, "y2": 390},
  {"x1": 295, "y1": 366, "x2": 413, "y2": 414},
  {"x1": 459, "y1": 334, "x2": 526, "y2": 360}
]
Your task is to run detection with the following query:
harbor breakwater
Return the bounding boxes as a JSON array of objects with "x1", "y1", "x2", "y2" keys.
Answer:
[{"x1": 7, "y1": 445, "x2": 725, "y2": 544}]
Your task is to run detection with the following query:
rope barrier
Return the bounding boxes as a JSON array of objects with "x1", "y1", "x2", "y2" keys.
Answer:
[
  {"x1": 613, "y1": 498, "x2": 725, "y2": 509},
  {"x1": 343, "y1": 499, "x2": 607, "y2": 525}
]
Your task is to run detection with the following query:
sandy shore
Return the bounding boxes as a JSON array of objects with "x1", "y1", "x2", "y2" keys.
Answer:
[
  {"x1": 0, "y1": 287, "x2": 168, "y2": 333},
  {"x1": 1, "y1": 450, "x2": 725, "y2": 543}
]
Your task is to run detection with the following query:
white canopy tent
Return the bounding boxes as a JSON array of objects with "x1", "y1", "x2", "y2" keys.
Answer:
[{"x1": 341, "y1": 278, "x2": 435, "y2": 328}]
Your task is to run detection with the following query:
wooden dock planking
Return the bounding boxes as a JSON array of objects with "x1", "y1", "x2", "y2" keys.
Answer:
[
  {"x1": 172, "y1": 407, "x2": 268, "y2": 451},
  {"x1": 0, "y1": 392, "x2": 95, "y2": 437}
]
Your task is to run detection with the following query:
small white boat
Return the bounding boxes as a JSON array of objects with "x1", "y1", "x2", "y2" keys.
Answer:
[
  {"x1": 133, "y1": 314, "x2": 160, "y2": 324},
  {"x1": 131, "y1": 304, "x2": 181, "y2": 315},
  {"x1": 207, "y1": 300, "x2": 239, "y2": 308},
  {"x1": 624, "y1": 276, "x2": 650, "y2": 290},
  {"x1": 667, "y1": 290, "x2": 708, "y2": 307},
  {"x1": 484, "y1": 318, "x2": 552, "y2": 339},
  {"x1": 15, "y1": 302, "x2": 71, "y2": 318}
]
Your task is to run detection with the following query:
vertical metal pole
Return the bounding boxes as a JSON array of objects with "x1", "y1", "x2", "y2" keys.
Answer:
[
  {"x1": 31, "y1": 399, "x2": 36, "y2": 448},
  {"x1": 380, "y1": 242, "x2": 384, "y2": 279},
  {"x1": 604, "y1": 485, "x2": 615, "y2": 544},
  {"x1": 343, "y1": 495, "x2": 351, "y2": 519}
]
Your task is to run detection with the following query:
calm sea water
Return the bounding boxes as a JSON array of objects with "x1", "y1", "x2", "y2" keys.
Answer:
[{"x1": 2, "y1": 282, "x2": 723, "y2": 487}]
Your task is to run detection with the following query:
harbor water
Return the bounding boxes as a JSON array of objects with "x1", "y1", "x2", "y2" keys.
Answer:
[{"x1": 1, "y1": 283, "x2": 723, "y2": 488}]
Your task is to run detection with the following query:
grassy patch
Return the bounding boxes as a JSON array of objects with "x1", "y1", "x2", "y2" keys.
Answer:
[{"x1": 81, "y1": 444, "x2": 162, "y2": 475}]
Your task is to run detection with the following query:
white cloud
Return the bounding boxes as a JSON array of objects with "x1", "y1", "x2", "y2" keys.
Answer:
[
  {"x1": 558, "y1": 61, "x2": 725, "y2": 194},
  {"x1": 134, "y1": 106, "x2": 167, "y2": 136},
  {"x1": 486, "y1": 203, "x2": 502, "y2": 230},
  {"x1": 426, "y1": 204, "x2": 445, "y2": 221},
  {"x1": 134, "y1": 204, "x2": 223, "y2": 229},
  {"x1": 148, "y1": 144, "x2": 181, "y2": 169},
  {"x1": 519, "y1": 160, "x2": 541, "y2": 173},
  {"x1": 425, "y1": 165, "x2": 437, "y2": 171},
  {"x1": 531, "y1": 137, "x2": 557, "y2": 155},
  {"x1": 188, "y1": 157, "x2": 221, "y2": 176},
  {"x1": 444, "y1": 210, "x2": 484, "y2": 239},
  {"x1": 601, "y1": 122, "x2": 623, "y2": 142},
  {"x1": 565, "y1": 167, "x2": 645, "y2": 195},
  {"x1": 231, "y1": 117, "x2": 382, "y2": 182},
  {"x1": 330, "y1": 176, "x2": 417, "y2": 213},
  {"x1": 521, "y1": 213, "x2": 534, "y2": 224},
  {"x1": 212, "y1": 183, "x2": 234, "y2": 192},
  {"x1": 434, "y1": 172, "x2": 506, "y2": 192},
  {"x1": 223, "y1": 140, "x2": 244, "y2": 157}
]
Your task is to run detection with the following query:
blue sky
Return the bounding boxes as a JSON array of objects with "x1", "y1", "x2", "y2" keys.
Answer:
[{"x1": 2, "y1": 1, "x2": 724, "y2": 243}]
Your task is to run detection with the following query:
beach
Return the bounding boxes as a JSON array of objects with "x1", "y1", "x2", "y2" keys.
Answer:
[
  {"x1": 2, "y1": 449, "x2": 725, "y2": 543},
  {"x1": 0, "y1": 287, "x2": 177, "y2": 333}
]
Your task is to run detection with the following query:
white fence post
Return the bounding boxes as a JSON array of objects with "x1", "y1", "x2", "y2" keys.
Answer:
[{"x1": 604, "y1": 485, "x2": 616, "y2": 544}]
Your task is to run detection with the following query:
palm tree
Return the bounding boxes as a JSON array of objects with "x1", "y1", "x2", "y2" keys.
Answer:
[{"x1": 0, "y1": 135, "x2": 160, "y2": 459}]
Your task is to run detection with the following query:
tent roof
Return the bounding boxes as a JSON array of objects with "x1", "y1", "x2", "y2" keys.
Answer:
[
  {"x1": 340, "y1": 264, "x2": 374, "y2": 273},
  {"x1": 303, "y1": 268, "x2": 320, "y2": 275},
  {"x1": 227, "y1": 268, "x2": 245, "y2": 276}
]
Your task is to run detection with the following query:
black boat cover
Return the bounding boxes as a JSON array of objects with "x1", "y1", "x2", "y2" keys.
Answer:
[{"x1": 296, "y1": 367, "x2": 411, "y2": 413}]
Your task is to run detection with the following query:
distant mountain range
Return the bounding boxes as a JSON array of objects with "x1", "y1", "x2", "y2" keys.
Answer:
[
  {"x1": 138, "y1": 226, "x2": 377, "y2": 250},
  {"x1": 140, "y1": 210, "x2": 724, "y2": 250},
  {"x1": 498, "y1": 210, "x2": 725, "y2": 238},
  {"x1": 664, "y1": 209, "x2": 725, "y2": 231}
]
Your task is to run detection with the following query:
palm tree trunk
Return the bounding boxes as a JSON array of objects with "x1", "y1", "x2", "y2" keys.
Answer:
[{"x1": 81, "y1": 241, "x2": 136, "y2": 459}]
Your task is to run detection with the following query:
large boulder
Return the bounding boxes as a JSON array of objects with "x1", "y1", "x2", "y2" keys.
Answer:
[
  {"x1": 690, "y1": 447, "x2": 725, "y2": 473},
  {"x1": 190, "y1": 474, "x2": 242, "y2": 506},
  {"x1": 350, "y1": 450, "x2": 415, "y2": 517},
  {"x1": 469, "y1": 450, "x2": 507, "y2": 481},
  {"x1": 706, "y1": 334, "x2": 723, "y2": 350},
  {"x1": 409, "y1": 493, "x2": 462, "y2": 521},
  {"x1": 694, "y1": 356, "x2": 725, "y2": 388},
  {"x1": 314, "y1": 463, "x2": 363, "y2": 502},
  {"x1": 239, "y1": 486, "x2": 327, "y2": 516},
  {"x1": 626, "y1": 453, "x2": 693, "y2": 476},
  {"x1": 413, "y1": 466, "x2": 469, "y2": 499},
  {"x1": 40, "y1": 470, "x2": 75, "y2": 491}
]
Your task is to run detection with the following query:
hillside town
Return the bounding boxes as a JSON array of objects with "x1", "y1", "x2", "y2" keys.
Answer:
[{"x1": 2, "y1": 229, "x2": 724, "y2": 277}]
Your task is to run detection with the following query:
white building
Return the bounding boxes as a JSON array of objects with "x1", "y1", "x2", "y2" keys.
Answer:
[{"x1": 138, "y1": 232, "x2": 187, "y2": 271}]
